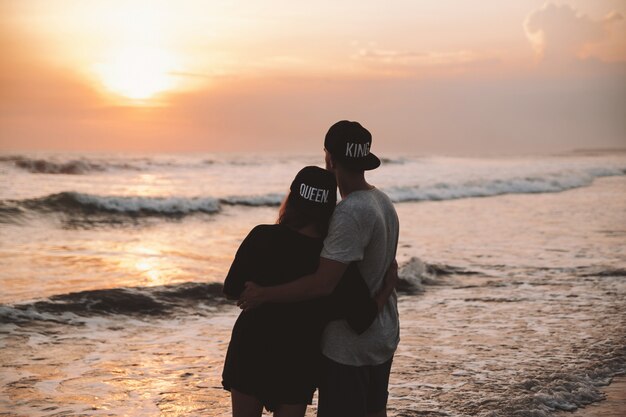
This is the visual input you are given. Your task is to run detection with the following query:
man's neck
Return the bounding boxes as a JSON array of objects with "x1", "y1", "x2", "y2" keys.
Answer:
[{"x1": 337, "y1": 172, "x2": 374, "y2": 199}]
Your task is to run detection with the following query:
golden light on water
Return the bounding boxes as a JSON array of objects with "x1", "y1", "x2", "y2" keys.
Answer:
[
  {"x1": 125, "y1": 245, "x2": 170, "y2": 285},
  {"x1": 134, "y1": 259, "x2": 163, "y2": 283}
]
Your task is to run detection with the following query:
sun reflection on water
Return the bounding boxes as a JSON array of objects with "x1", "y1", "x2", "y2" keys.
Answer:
[
  {"x1": 134, "y1": 259, "x2": 163, "y2": 283},
  {"x1": 117, "y1": 244, "x2": 186, "y2": 287}
]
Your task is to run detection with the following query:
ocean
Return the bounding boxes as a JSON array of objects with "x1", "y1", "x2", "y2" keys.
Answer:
[{"x1": 1, "y1": 151, "x2": 625, "y2": 416}]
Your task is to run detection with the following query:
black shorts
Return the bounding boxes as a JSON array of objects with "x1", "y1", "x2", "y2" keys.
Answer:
[{"x1": 317, "y1": 355, "x2": 393, "y2": 417}]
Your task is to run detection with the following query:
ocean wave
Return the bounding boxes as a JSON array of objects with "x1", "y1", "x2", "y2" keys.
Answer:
[
  {"x1": 577, "y1": 266, "x2": 626, "y2": 277},
  {"x1": 0, "y1": 191, "x2": 288, "y2": 221},
  {"x1": 521, "y1": 265, "x2": 626, "y2": 280},
  {"x1": 221, "y1": 193, "x2": 284, "y2": 207},
  {"x1": 385, "y1": 167, "x2": 625, "y2": 203},
  {"x1": 0, "y1": 282, "x2": 226, "y2": 324},
  {"x1": 0, "y1": 259, "x2": 437, "y2": 324},
  {"x1": 396, "y1": 257, "x2": 480, "y2": 292},
  {"x1": 380, "y1": 157, "x2": 408, "y2": 165},
  {"x1": 468, "y1": 350, "x2": 626, "y2": 416},
  {"x1": 6, "y1": 156, "x2": 107, "y2": 174},
  {"x1": 0, "y1": 154, "x2": 308, "y2": 174},
  {"x1": 0, "y1": 155, "x2": 143, "y2": 174},
  {"x1": 0, "y1": 155, "x2": 225, "y2": 174},
  {"x1": 1, "y1": 192, "x2": 221, "y2": 218},
  {"x1": 1, "y1": 165, "x2": 624, "y2": 222}
]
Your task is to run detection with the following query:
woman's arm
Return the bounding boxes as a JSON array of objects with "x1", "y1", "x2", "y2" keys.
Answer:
[
  {"x1": 239, "y1": 258, "x2": 399, "y2": 310},
  {"x1": 374, "y1": 260, "x2": 399, "y2": 312},
  {"x1": 341, "y1": 260, "x2": 398, "y2": 334}
]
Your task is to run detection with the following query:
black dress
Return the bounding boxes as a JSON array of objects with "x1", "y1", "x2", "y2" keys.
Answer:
[{"x1": 221, "y1": 224, "x2": 376, "y2": 412}]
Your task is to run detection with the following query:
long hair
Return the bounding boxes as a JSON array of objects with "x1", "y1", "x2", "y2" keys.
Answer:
[{"x1": 277, "y1": 191, "x2": 334, "y2": 237}]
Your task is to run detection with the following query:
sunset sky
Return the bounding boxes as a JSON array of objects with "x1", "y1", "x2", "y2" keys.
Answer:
[{"x1": 1, "y1": 0, "x2": 625, "y2": 154}]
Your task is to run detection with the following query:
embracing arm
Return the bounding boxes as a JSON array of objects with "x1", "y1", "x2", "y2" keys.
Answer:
[
  {"x1": 238, "y1": 257, "x2": 348, "y2": 309},
  {"x1": 238, "y1": 258, "x2": 399, "y2": 312},
  {"x1": 341, "y1": 259, "x2": 399, "y2": 334},
  {"x1": 374, "y1": 259, "x2": 398, "y2": 312},
  {"x1": 223, "y1": 226, "x2": 264, "y2": 300}
]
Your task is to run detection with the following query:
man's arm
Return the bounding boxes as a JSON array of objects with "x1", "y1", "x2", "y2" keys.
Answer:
[
  {"x1": 222, "y1": 226, "x2": 262, "y2": 300},
  {"x1": 238, "y1": 257, "x2": 348, "y2": 310},
  {"x1": 238, "y1": 258, "x2": 400, "y2": 312}
]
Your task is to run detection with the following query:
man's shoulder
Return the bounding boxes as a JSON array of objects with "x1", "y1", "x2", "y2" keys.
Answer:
[
  {"x1": 371, "y1": 186, "x2": 394, "y2": 201},
  {"x1": 337, "y1": 188, "x2": 395, "y2": 215}
]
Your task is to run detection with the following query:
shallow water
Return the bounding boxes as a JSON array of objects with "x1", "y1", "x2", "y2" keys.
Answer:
[{"x1": 1, "y1": 153, "x2": 625, "y2": 416}]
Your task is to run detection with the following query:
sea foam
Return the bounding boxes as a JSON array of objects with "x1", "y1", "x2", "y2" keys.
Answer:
[
  {"x1": 385, "y1": 167, "x2": 625, "y2": 203},
  {"x1": 15, "y1": 192, "x2": 222, "y2": 216}
]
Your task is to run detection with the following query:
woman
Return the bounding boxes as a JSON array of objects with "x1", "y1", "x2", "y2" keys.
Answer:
[{"x1": 222, "y1": 166, "x2": 395, "y2": 417}]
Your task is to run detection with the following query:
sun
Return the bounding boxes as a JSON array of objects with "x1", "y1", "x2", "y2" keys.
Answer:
[{"x1": 95, "y1": 46, "x2": 178, "y2": 101}]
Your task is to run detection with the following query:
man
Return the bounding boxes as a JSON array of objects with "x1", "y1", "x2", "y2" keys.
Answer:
[{"x1": 240, "y1": 120, "x2": 400, "y2": 417}]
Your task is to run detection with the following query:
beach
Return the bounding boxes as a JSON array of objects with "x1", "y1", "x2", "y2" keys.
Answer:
[{"x1": 1, "y1": 152, "x2": 625, "y2": 416}]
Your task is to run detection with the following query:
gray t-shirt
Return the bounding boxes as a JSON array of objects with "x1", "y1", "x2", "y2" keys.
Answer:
[{"x1": 320, "y1": 187, "x2": 400, "y2": 366}]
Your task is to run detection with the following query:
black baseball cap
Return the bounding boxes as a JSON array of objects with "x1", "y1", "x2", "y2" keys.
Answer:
[
  {"x1": 324, "y1": 120, "x2": 381, "y2": 171},
  {"x1": 290, "y1": 166, "x2": 337, "y2": 210}
]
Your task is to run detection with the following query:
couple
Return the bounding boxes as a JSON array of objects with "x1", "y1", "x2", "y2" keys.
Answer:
[{"x1": 222, "y1": 120, "x2": 400, "y2": 417}]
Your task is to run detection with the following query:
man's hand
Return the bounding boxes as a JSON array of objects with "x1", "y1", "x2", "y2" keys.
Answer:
[{"x1": 237, "y1": 281, "x2": 267, "y2": 311}]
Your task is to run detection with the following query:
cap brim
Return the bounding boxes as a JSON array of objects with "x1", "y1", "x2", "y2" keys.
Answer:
[
  {"x1": 342, "y1": 153, "x2": 380, "y2": 171},
  {"x1": 362, "y1": 153, "x2": 381, "y2": 170}
]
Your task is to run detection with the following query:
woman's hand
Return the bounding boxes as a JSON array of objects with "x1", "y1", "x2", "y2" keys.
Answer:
[
  {"x1": 386, "y1": 259, "x2": 399, "y2": 290},
  {"x1": 375, "y1": 259, "x2": 399, "y2": 312},
  {"x1": 237, "y1": 281, "x2": 267, "y2": 311}
]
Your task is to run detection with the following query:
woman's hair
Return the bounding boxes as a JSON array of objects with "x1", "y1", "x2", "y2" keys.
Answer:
[{"x1": 277, "y1": 191, "x2": 335, "y2": 236}]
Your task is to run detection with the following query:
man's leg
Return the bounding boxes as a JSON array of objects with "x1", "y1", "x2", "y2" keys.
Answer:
[
  {"x1": 317, "y1": 356, "x2": 369, "y2": 417},
  {"x1": 365, "y1": 357, "x2": 393, "y2": 417}
]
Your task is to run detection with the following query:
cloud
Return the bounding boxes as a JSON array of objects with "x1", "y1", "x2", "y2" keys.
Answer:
[
  {"x1": 355, "y1": 49, "x2": 479, "y2": 65},
  {"x1": 351, "y1": 46, "x2": 499, "y2": 77},
  {"x1": 524, "y1": 3, "x2": 623, "y2": 62}
]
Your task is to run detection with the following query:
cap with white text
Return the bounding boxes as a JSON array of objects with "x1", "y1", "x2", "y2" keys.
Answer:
[
  {"x1": 324, "y1": 120, "x2": 381, "y2": 171},
  {"x1": 290, "y1": 166, "x2": 337, "y2": 210}
]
